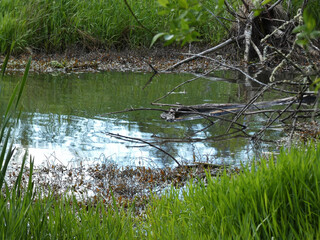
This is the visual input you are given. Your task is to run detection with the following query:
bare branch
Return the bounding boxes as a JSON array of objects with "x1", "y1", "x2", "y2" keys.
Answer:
[
  {"x1": 244, "y1": 13, "x2": 253, "y2": 64},
  {"x1": 165, "y1": 35, "x2": 245, "y2": 71},
  {"x1": 106, "y1": 107, "x2": 167, "y2": 115},
  {"x1": 105, "y1": 132, "x2": 181, "y2": 166}
]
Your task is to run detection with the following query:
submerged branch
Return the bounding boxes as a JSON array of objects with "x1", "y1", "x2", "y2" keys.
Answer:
[
  {"x1": 106, "y1": 107, "x2": 167, "y2": 115},
  {"x1": 105, "y1": 132, "x2": 181, "y2": 166}
]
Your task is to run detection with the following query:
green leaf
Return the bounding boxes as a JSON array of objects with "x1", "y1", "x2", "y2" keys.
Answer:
[
  {"x1": 0, "y1": 42, "x2": 14, "y2": 79},
  {"x1": 158, "y1": 0, "x2": 169, "y2": 7},
  {"x1": 158, "y1": 10, "x2": 170, "y2": 16},
  {"x1": 4, "y1": 82, "x2": 19, "y2": 118},
  {"x1": 313, "y1": 78, "x2": 320, "y2": 92},
  {"x1": 310, "y1": 30, "x2": 320, "y2": 39},
  {"x1": 297, "y1": 32, "x2": 308, "y2": 39},
  {"x1": 312, "y1": 78, "x2": 320, "y2": 86},
  {"x1": 150, "y1": 32, "x2": 166, "y2": 48},
  {"x1": 164, "y1": 34, "x2": 174, "y2": 41},
  {"x1": 296, "y1": 39, "x2": 308, "y2": 46},
  {"x1": 292, "y1": 25, "x2": 305, "y2": 33},
  {"x1": 261, "y1": 0, "x2": 273, "y2": 5},
  {"x1": 253, "y1": 8, "x2": 264, "y2": 17},
  {"x1": 218, "y1": 0, "x2": 224, "y2": 8},
  {"x1": 178, "y1": 0, "x2": 188, "y2": 9}
]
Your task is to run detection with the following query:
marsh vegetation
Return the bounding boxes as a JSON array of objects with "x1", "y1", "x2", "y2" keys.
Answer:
[{"x1": 1, "y1": 0, "x2": 320, "y2": 238}]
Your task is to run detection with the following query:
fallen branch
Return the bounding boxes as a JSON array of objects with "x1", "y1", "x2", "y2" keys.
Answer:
[
  {"x1": 106, "y1": 107, "x2": 167, "y2": 115},
  {"x1": 243, "y1": 109, "x2": 320, "y2": 115},
  {"x1": 160, "y1": 95, "x2": 315, "y2": 122}
]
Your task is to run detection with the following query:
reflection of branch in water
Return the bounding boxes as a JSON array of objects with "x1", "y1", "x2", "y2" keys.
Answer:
[
  {"x1": 149, "y1": 130, "x2": 251, "y2": 149},
  {"x1": 106, "y1": 107, "x2": 167, "y2": 115},
  {"x1": 105, "y1": 132, "x2": 181, "y2": 167},
  {"x1": 152, "y1": 70, "x2": 215, "y2": 104},
  {"x1": 142, "y1": 63, "x2": 158, "y2": 90},
  {"x1": 252, "y1": 100, "x2": 295, "y2": 141}
]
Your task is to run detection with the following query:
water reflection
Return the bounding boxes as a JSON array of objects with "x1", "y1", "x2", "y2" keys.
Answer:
[{"x1": 1, "y1": 71, "x2": 282, "y2": 168}]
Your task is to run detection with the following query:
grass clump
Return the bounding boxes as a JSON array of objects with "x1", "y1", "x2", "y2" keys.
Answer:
[
  {"x1": 1, "y1": 143, "x2": 320, "y2": 239},
  {"x1": 4, "y1": 142, "x2": 318, "y2": 239},
  {"x1": 0, "y1": 0, "x2": 233, "y2": 54},
  {"x1": 0, "y1": 0, "x2": 310, "y2": 54},
  {"x1": 138, "y1": 143, "x2": 320, "y2": 239}
]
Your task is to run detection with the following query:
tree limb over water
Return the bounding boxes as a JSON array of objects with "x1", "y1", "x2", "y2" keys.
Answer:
[{"x1": 109, "y1": 0, "x2": 320, "y2": 163}]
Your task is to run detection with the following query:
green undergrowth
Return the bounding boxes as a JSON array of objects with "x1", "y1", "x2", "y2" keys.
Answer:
[
  {"x1": 0, "y1": 0, "x2": 231, "y2": 54},
  {"x1": 0, "y1": 0, "x2": 310, "y2": 54},
  {"x1": 1, "y1": 142, "x2": 320, "y2": 239},
  {"x1": 142, "y1": 143, "x2": 320, "y2": 239}
]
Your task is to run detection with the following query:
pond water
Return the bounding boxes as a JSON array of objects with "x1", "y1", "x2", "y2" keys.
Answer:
[{"x1": 1, "y1": 71, "x2": 289, "y2": 168}]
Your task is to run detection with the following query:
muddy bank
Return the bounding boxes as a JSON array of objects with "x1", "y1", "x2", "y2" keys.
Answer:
[
  {"x1": 2, "y1": 44, "x2": 318, "y2": 74},
  {"x1": 6, "y1": 160, "x2": 238, "y2": 210},
  {"x1": 1, "y1": 46, "x2": 242, "y2": 74}
]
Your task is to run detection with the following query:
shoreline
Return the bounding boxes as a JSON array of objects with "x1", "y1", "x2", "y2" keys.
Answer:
[
  {"x1": 1, "y1": 46, "x2": 244, "y2": 74},
  {"x1": 2, "y1": 43, "x2": 317, "y2": 75}
]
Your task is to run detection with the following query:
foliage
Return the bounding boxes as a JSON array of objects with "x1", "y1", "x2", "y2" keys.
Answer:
[
  {"x1": 0, "y1": 0, "x2": 165, "y2": 53},
  {"x1": 252, "y1": 0, "x2": 278, "y2": 17},
  {"x1": 138, "y1": 143, "x2": 320, "y2": 239},
  {"x1": 0, "y1": 0, "x2": 229, "y2": 54},
  {"x1": 152, "y1": 0, "x2": 320, "y2": 48},
  {"x1": 0, "y1": 49, "x2": 34, "y2": 238},
  {"x1": 293, "y1": 6, "x2": 320, "y2": 47},
  {"x1": 151, "y1": 0, "x2": 204, "y2": 47}
]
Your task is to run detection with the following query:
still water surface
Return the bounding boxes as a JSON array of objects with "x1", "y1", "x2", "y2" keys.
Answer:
[{"x1": 1, "y1": 71, "x2": 285, "y2": 168}]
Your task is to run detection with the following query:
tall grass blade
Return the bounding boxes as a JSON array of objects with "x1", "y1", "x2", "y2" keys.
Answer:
[
  {"x1": 13, "y1": 151, "x2": 27, "y2": 196},
  {"x1": 4, "y1": 83, "x2": 19, "y2": 119},
  {"x1": 1, "y1": 48, "x2": 10, "y2": 79},
  {"x1": 15, "y1": 57, "x2": 30, "y2": 109},
  {"x1": 0, "y1": 130, "x2": 13, "y2": 189}
]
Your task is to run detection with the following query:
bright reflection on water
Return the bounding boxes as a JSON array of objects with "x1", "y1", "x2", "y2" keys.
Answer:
[{"x1": 1, "y1": 71, "x2": 284, "y2": 168}]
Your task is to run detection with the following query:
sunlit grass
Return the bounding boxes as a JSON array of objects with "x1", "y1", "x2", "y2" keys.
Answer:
[{"x1": 139, "y1": 143, "x2": 320, "y2": 239}]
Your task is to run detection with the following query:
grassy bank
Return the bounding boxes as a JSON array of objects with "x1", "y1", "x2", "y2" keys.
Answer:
[
  {"x1": 0, "y1": 0, "x2": 230, "y2": 54},
  {"x1": 1, "y1": 142, "x2": 320, "y2": 239},
  {"x1": 0, "y1": 0, "x2": 311, "y2": 55}
]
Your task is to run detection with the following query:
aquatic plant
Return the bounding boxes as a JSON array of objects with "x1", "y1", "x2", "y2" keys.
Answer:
[{"x1": 0, "y1": 50, "x2": 34, "y2": 238}]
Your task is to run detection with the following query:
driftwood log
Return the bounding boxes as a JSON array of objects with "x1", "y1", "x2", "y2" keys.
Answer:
[{"x1": 161, "y1": 94, "x2": 316, "y2": 122}]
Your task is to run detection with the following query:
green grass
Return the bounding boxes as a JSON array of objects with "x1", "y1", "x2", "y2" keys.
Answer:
[
  {"x1": 139, "y1": 143, "x2": 320, "y2": 239},
  {"x1": 1, "y1": 142, "x2": 320, "y2": 239},
  {"x1": 0, "y1": 0, "x2": 310, "y2": 54},
  {"x1": 0, "y1": 0, "x2": 234, "y2": 54}
]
